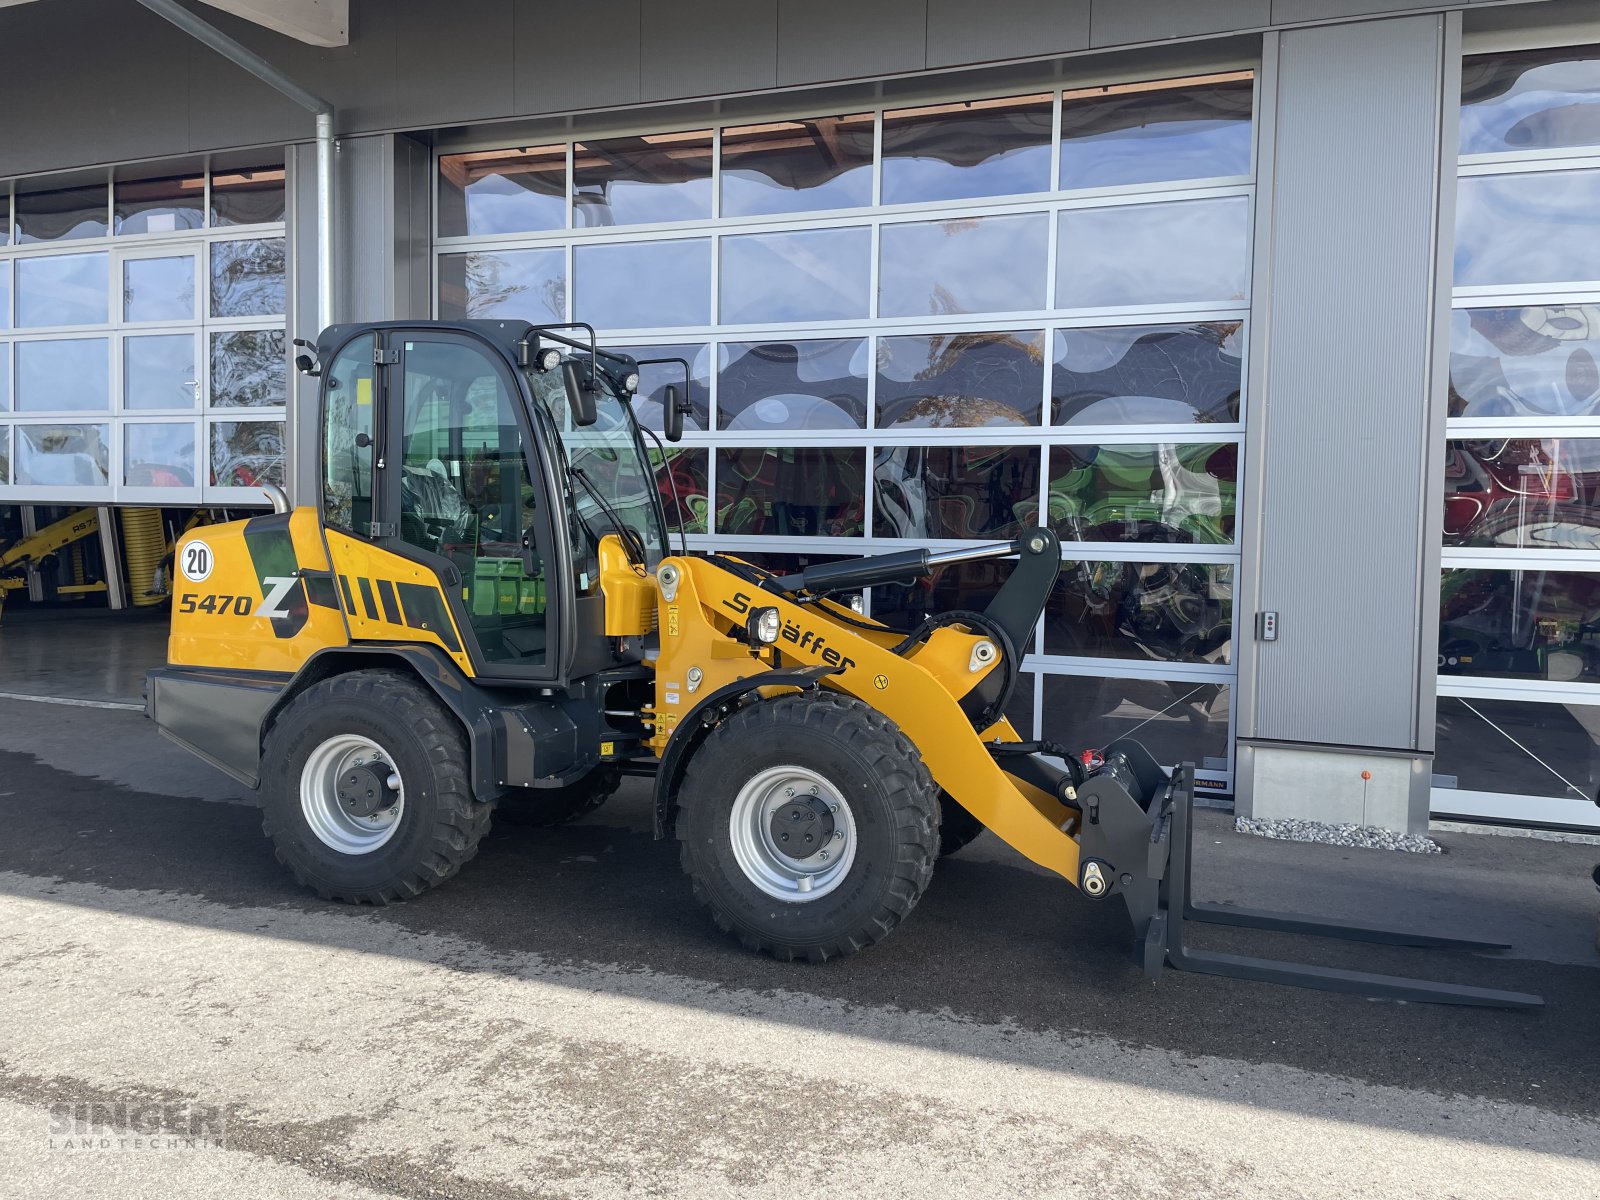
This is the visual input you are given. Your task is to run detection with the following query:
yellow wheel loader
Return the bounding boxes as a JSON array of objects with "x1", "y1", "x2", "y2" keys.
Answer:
[{"x1": 145, "y1": 320, "x2": 1538, "y2": 1005}]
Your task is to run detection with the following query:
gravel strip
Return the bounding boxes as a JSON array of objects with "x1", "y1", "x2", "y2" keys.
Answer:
[{"x1": 1235, "y1": 815, "x2": 1442, "y2": 854}]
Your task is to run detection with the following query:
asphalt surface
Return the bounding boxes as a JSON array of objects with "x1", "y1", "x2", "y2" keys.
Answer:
[{"x1": 1, "y1": 696, "x2": 1598, "y2": 1198}]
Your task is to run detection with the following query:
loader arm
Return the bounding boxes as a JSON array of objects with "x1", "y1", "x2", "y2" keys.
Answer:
[{"x1": 648, "y1": 529, "x2": 1172, "y2": 896}]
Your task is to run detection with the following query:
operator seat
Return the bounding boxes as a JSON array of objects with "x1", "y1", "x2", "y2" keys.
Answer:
[{"x1": 399, "y1": 459, "x2": 473, "y2": 554}]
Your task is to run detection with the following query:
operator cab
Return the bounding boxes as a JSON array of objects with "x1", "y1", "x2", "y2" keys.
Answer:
[{"x1": 308, "y1": 319, "x2": 676, "y2": 687}]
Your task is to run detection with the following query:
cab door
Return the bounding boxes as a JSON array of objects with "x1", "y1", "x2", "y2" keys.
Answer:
[{"x1": 319, "y1": 327, "x2": 560, "y2": 681}]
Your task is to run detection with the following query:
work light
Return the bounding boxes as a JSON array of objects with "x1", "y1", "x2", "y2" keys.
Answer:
[{"x1": 747, "y1": 606, "x2": 781, "y2": 645}]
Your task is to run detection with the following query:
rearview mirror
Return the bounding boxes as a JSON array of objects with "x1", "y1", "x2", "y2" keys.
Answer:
[
  {"x1": 562, "y1": 360, "x2": 597, "y2": 427},
  {"x1": 663, "y1": 384, "x2": 684, "y2": 443}
]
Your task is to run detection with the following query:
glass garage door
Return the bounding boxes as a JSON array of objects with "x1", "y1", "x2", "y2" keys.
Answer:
[
  {"x1": 1437, "y1": 44, "x2": 1600, "y2": 829},
  {"x1": 0, "y1": 160, "x2": 288, "y2": 507},
  {"x1": 435, "y1": 72, "x2": 1257, "y2": 796}
]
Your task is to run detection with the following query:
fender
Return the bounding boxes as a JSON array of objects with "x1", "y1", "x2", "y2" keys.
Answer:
[
  {"x1": 652, "y1": 665, "x2": 837, "y2": 839},
  {"x1": 265, "y1": 644, "x2": 524, "y2": 802}
]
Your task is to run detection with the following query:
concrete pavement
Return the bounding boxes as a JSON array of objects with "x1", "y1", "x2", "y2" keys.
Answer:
[{"x1": 1, "y1": 696, "x2": 1597, "y2": 1198}]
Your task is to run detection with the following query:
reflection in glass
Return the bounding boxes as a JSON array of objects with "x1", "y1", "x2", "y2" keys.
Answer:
[
  {"x1": 438, "y1": 146, "x2": 567, "y2": 236},
  {"x1": 16, "y1": 253, "x2": 108, "y2": 327},
  {"x1": 1047, "y1": 443, "x2": 1236, "y2": 544},
  {"x1": 1444, "y1": 438, "x2": 1600, "y2": 549},
  {"x1": 210, "y1": 331, "x2": 286, "y2": 407},
  {"x1": 875, "y1": 330, "x2": 1043, "y2": 428},
  {"x1": 1060, "y1": 74, "x2": 1253, "y2": 190},
  {"x1": 573, "y1": 131, "x2": 712, "y2": 227},
  {"x1": 1043, "y1": 674, "x2": 1231, "y2": 772},
  {"x1": 574, "y1": 239, "x2": 710, "y2": 330},
  {"x1": 15, "y1": 184, "x2": 108, "y2": 242},
  {"x1": 209, "y1": 238, "x2": 286, "y2": 318},
  {"x1": 125, "y1": 423, "x2": 195, "y2": 487},
  {"x1": 210, "y1": 419, "x2": 285, "y2": 487},
  {"x1": 719, "y1": 339, "x2": 867, "y2": 431},
  {"x1": 873, "y1": 445, "x2": 1039, "y2": 540},
  {"x1": 1456, "y1": 170, "x2": 1600, "y2": 287},
  {"x1": 17, "y1": 339, "x2": 108, "y2": 411},
  {"x1": 881, "y1": 94, "x2": 1053, "y2": 205},
  {"x1": 651, "y1": 447, "x2": 709, "y2": 534},
  {"x1": 123, "y1": 256, "x2": 195, "y2": 322},
  {"x1": 210, "y1": 166, "x2": 286, "y2": 227},
  {"x1": 1435, "y1": 695, "x2": 1600, "y2": 805},
  {"x1": 114, "y1": 173, "x2": 204, "y2": 235},
  {"x1": 611, "y1": 343, "x2": 711, "y2": 431},
  {"x1": 1450, "y1": 306, "x2": 1600, "y2": 418},
  {"x1": 1440, "y1": 568, "x2": 1600, "y2": 685},
  {"x1": 715, "y1": 447, "x2": 866, "y2": 536},
  {"x1": 1058, "y1": 197, "x2": 1250, "y2": 309},
  {"x1": 437, "y1": 249, "x2": 565, "y2": 322},
  {"x1": 721, "y1": 114, "x2": 875, "y2": 217},
  {"x1": 124, "y1": 335, "x2": 197, "y2": 410},
  {"x1": 1044, "y1": 561, "x2": 1233, "y2": 664},
  {"x1": 719, "y1": 227, "x2": 871, "y2": 324},
  {"x1": 1461, "y1": 48, "x2": 1600, "y2": 156},
  {"x1": 0, "y1": 343, "x2": 9, "y2": 410},
  {"x1": 0, "y1": 427, "x2": 8, "y2": 484},
  {"x1": 15, "y1": 423, "x2": 109, "y2": 486},
  {"x1": 1053, "y1": 323, "x2": 1242, "y2": 426},
  {"x1": 879, "y1": 213, "x2": 1048, "y2": 317},
  {"x1": 0, "y1": 262, "x2": 9, "y2": 328}
]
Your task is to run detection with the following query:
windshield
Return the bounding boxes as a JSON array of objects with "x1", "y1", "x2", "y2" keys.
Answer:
[{"x1": 527, "y1": 359, "x2": 667, "y2": 587}]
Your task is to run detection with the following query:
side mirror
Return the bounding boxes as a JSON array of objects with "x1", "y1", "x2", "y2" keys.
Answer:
[
  {"x1": 562, "y1": 360, "x2": 597, "y2": 427},
  {"x1": 663, "y1": 384, "x2": 684, "y2": 443}
]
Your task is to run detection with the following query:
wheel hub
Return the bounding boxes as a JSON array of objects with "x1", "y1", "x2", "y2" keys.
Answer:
[
  {"x1": 728, "y1": 766, "x2": 857, "y2": 903},
  {"x1": 300, "y1": 734, "x2": 406, "y2": 856},
  {"x1": 336, "y1": 762, "x2": 397, "y2": 819},
  {"x1": 767, "y1": 794, "x2": 836, "y2": 860}
]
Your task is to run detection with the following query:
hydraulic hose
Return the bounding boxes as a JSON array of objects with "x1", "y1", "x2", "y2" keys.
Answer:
[{"x1": 120, "y1": 508, "x2": 167, "y2": 606}]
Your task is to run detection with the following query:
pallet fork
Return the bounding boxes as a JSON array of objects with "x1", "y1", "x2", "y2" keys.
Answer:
[{"x1": 1095, "y1": 746, "x2": 1543, "y2": 1010}]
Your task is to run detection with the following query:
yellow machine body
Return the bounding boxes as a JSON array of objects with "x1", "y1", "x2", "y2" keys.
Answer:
[{"x1": 643, "y1": 553, "x2": 1083, "y2": 882}]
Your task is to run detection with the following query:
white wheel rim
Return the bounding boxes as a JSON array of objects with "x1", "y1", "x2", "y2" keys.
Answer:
[
  {"x1": 300, "y1": 734, "x2": 405, "y2": 855},
  {"x1": 728, "y1": 765, "x2": 857, "y2": 903}
]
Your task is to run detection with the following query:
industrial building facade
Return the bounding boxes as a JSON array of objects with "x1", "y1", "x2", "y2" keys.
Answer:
[{"x1": 1, "y1": 0, "x2": 1598, "y2": 832}]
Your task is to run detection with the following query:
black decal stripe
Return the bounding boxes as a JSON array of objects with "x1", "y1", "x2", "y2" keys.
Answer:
[
  {"x1": 376, "y1": 579, "x2": 402, "y2": 625},
  {"x1": 303, "y1": 571, "x2": 340, "y2": 610},
  {"x1": 395, "y1": 582, "x2": 462, "y2": 653},
  {"x1": 356, "y1": 577, "x2": 379, "y2": 621},
  {"x1": 338, "y1": 575, "x2": 357, "y2": 614}
]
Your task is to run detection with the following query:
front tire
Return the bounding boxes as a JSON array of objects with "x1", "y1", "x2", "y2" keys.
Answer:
[
  {"x1": 677, "y1": 691, "x2": 939, "y2": 962},
  {"x1": 260, "y1": 670, "x2": 491, "y2": 904}
]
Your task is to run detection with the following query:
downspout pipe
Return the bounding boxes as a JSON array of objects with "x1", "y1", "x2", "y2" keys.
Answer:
[{"x1": 133, "y1": 0, "x2": 336, "y2": 331}]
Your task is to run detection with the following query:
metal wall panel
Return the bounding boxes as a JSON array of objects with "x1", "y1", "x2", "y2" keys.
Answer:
[
  {"x1": 639, "y1": 0, "x2": 779, "y2": 102},
  {"x1": 926, "y1": 0, "x2": 1091, "y2": 68},
  {"x1": 1273, "y1": 0, "x2": 1448, "y2": 21},
  {"x1": 778, "y1": 0, "x2": 926, "y2": 84},
  {"x1": 390, "y1": 0, "x2": 514, "y2": 129},
  {"x1": 1249, "y1": 16, "x2": 1449, "y2": 748},
  {"x1": 1091, "y1": 0, "x2": 1273, "y2": 47},
  {"x1": 512, "y1": 0, "x2": 642, "y2": 113}
]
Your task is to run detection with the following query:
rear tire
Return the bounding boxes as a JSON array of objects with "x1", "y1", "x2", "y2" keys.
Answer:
[
  {"x1": 496, "y1": 765, "x2": 621, "y2": 827},
  {"x1": 677, "y1": 691, "x2": 939, "y2": 962},
  {"x1": 260, "y1": 670, "x2": 491, "y2": 904}
]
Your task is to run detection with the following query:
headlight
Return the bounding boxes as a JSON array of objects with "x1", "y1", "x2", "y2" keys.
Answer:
[
  {"x1": 746, "y1": 606, "x2": 781, "y2": 645},
  {"x1": 534, "y1": 347, "x2": 561, "y2": 373},
  {"x1": 623, "y1": 371, "x2": 641, "y2": 394}
]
